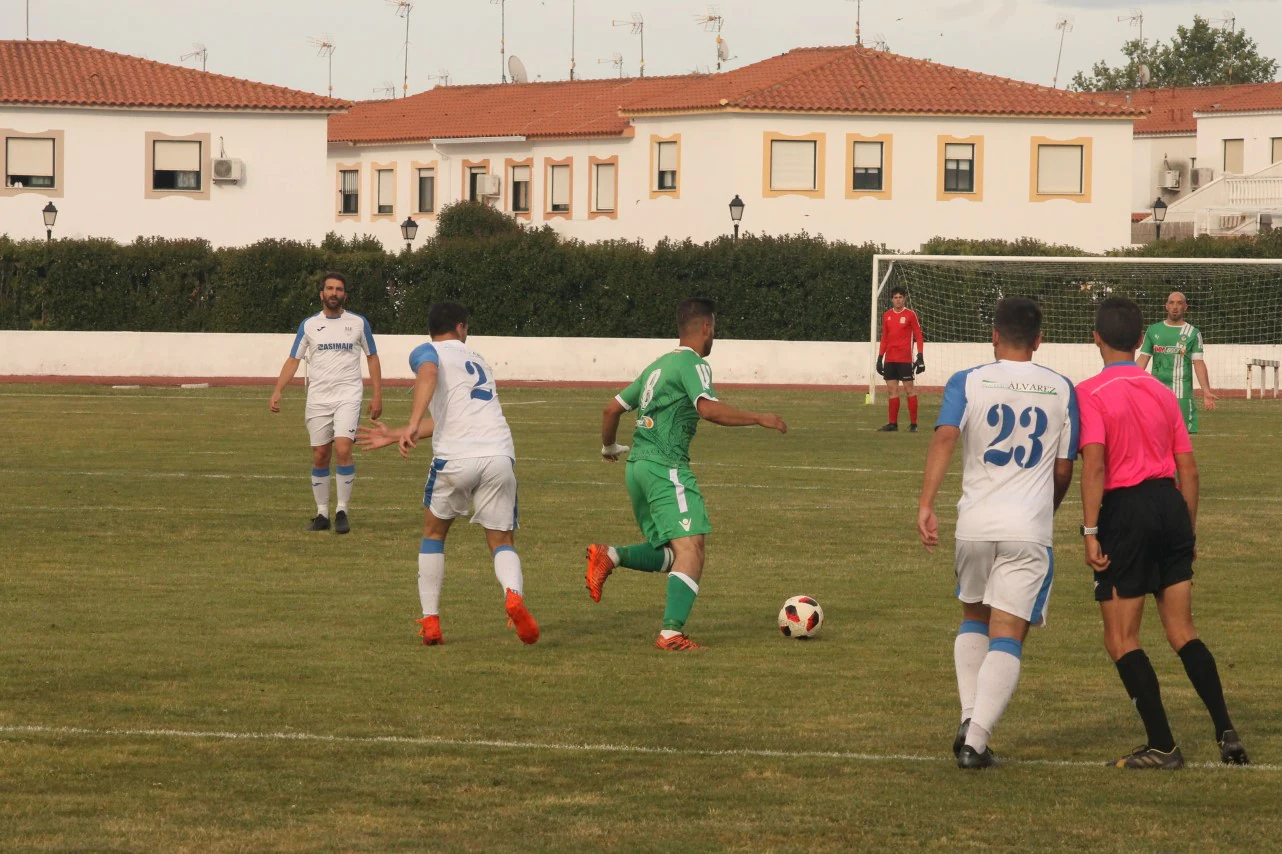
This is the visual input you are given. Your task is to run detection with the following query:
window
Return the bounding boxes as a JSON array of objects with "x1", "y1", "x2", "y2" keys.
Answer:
[
  {"x1": 769, "y1": 140, "x2": 817, "y2": 191},
  {"x1": 376, "y1": 168, "x2": 394, "y2": 214},
  {"x1": 153, "y1": 140, "x2": 201, "y2": 191},
  {"x1": 1036, "y1": 144, "x2": 1084, "y2": 195},
  {"x1": 5, "y1": 137, "x2": 55, "y2": 188},
  {"x1": 511, "y1": 164, "x2": 531, "y2": 213},
  {"x1": 656, "y1": 141, "x2": 677, "y2": 191},
  {"x1": 468, "y1": 166, "x2": 488, "y2": 201},
  {"x1": 549, "y1": 164, "x2": 570, "y2": 213},
  {"x1": 339, "y1": 169, "x2": 359, "y2": 214},
  {"x1": 1272, "y1": 138, "x2": 1282, "y2": 165},
  {"x1": 944, "y1": 143, "x2": 975, "y2": 193},
  {"x1": 852, "y1": 141, "x2": 883, "y2": 191},
  {"x1": 1224, "y1": 139, "x2": 1244, "y2": 174},
  {"x1": 417, "y1": 168, "x2": 435, "y2": 213},
  {"x1": 593, "y1": 162, "x2": 616, "y2": 212}
]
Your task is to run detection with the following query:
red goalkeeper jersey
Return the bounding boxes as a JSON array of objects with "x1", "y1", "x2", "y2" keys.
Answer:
[{"x1": 879, "y1": 308, "x2": 924, "y2": 362}]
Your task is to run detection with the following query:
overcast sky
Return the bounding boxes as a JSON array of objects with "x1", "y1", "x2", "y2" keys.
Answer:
[{"x1": 5, "y1": 0, "x2": 1280, "y2": 99}]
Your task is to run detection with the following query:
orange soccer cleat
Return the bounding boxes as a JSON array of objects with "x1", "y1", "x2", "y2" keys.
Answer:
[
  {"x1": 504, "y1": 589, "x2": 540, "y2": 645},
  {"x1": 416, "y1": 615, "x2": 443, "y2": 646},
  {"x1": 654, "y1": 633, "x2": 704, "y2": 652},
  {"x1": 585, "y1": 544, "x2": 614, "y2": 603}
]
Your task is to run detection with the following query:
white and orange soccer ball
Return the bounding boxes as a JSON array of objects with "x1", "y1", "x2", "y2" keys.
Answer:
[{"x1": 778, "y1": 595, "x2": 824, "y2": 639}]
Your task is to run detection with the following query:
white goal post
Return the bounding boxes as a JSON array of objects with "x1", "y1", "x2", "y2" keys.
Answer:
[{"x1": 869, "y1": 254, "x2": 1282, "y2": 404}]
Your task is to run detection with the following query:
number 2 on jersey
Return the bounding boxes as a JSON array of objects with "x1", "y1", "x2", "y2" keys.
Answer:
[
  {"x1": 465, "y1": 360, "x2": 494, "y2": 401},
  {"x1": 983, "y1": 404, "x2": 1048, "y2": 469}
]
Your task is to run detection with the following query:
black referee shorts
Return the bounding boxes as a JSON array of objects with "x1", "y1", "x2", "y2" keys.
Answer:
[
  {"x1": 1093, "y1": 478, "x2": 1195, "y2": 602},
  {"x1": 882, "y1": 361, "x2": 915, "y2": 382}
]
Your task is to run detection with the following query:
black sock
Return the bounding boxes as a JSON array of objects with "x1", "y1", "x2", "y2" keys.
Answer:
[
  {"x1": 1178, "y1": 638, "x2": 1234, "y2": 741},
  {"x1": 1115, "y1": 649, "x2": 1177, "y2": 752}
]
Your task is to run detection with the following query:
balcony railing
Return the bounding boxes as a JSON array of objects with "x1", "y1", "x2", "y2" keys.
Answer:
[{"x1": 1226, "y1": 176, "x2": 1282, "y2": 207}]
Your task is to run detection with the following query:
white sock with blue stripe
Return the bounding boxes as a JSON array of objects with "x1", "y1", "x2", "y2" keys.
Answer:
[
  {"x1": 335, "y1": 464, "x2": 356, "y2": 512},
  {"x1": 955, "y1": 619, "x2": 989, "y2": 722},
  {"x1": 418, "y1": 538, "x2": 445, "y2": 616},
  {"x1": 965, "y1": 637, "x2": 1023, "y2": 753},
  {"x1": 493, "y1": 546, "x2": 523, "y2": 596},
  {"x1": 311, "y1": 467, "x2": 331, "y2": 517}
]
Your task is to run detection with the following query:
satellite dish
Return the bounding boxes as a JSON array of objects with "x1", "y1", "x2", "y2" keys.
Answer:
[
  {"x1": 717, "y1": 39, "x2": 730, "y2": 62},
  {"x1": 1138, "y1": 63, "x2": 1152, "y2": 86},
  {"x1": 509, "y1": 55, "x2": 529, "y2": 84}
]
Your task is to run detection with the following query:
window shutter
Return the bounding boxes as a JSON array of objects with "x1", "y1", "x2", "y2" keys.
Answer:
[
  {"x1": 853, "y1": 141, "x2": 882, "y2": 169},
  {"x1": 1036, "y1": 144, "x2": 1083, "y2": 194},
  {"x1": 657, "y1": 142, "x2": 676, "y2": 172},
  {"x1": 6, "y1": 138, "x2": 54, "y2": 175},
  {"x1": 770, "y1": 140, "x2": 816, "y2": 190},
  {"x1": 341, "y1": 170, "x2": 359, "y2": 193},
  {"x1": 512, "y1": 165, "x2": 531, "y2": 182},
  {"x1": 1224, "y1": 139, "x2": 1244, "y2": 174},
  {"x1": 154, "y1": 140, "x2": 201, "y2": 171},
  {"x1": 377, "y1": 170, "x2": 394, "y2": 206},
  {"x1": 551, "y1": 165, "x2": 570, "y2": 206},
  {"x1": 944, "y1": 143, "x2": 973, "y2": 162},
  {"x1": 595, "y1": 163, "x2": 616, "y2": 210}
]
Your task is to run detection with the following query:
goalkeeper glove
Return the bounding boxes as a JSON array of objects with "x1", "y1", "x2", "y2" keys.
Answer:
[
  {"x1": 914, "y1": 354, "x2": 926, "y2": 375},
  {"x1": 601, "y1": 443, "x2": 630, "y2": 460},
  {"x1": 875, "y1": 355, "x2": 885, "y2": 377}
]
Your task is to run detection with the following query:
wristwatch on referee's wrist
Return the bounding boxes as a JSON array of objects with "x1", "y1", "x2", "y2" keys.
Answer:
[{"x1": 1080, "y1": 524, "x2": 1099, "y2": 537}]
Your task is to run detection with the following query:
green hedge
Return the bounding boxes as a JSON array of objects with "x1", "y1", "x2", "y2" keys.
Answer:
[{"x1": 2, "y1": 223, "x2": 1280, "y2": 341}]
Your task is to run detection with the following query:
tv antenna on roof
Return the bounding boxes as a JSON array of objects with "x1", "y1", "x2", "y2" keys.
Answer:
[
  {"x1": 1117, "y1": 8, "x2": 1144, "y2": 44},
  {"x1": 426, "y1": 68, "x2": 451, "y2": 87},
  {"x1": 695, "y1": 7, "x2": 728, "y2": 71},
  {"x1": 871, "y1": 33, "x2": 890, "y2": 52},
  {"x1": 598, "y1": 52, "x2": 624, "y2": 78},
  {"x1": 569, "y1": 0, "x2": 577, "y2": 80},
  {"x1": 1211, "y1": 10, "x2": 1236, "y2": 32},
  {"x1": 847, "y1": 0, "x2": 865, "y2": 46},
  {"x1": 509, "y1": 55, "x2": 529, "y2": 84},
  {"x1": 716, "y1": 38, "x2": 736, "y2": 72},
  {"x1": 374, "y1": 80, "x2": 397, "y2": 98},
  {"x1": 491, "y1": 0, "x2": 507, "y2": 83},
  {"x1": 387, "y1": 0, "x2": 413, "y2": 98},
  {"x1": 1052, "y1": 17, "x2": 1073, "y2": 89},
  {"x1": 613, "y1": 14, "x2": 645, "y2": 78},
  {"x1": 180, "y1": 43, "x2": 208, "y2": 72},
  {"x1": 308, "y1": 37, "x2": 337, "y2": 96}
]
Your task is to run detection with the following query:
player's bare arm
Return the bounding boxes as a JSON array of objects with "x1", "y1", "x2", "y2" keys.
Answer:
[
  {"x1": 1136, "y1": 353, "x2": 1151, "y2": 371},
  {"x1": 269, "y1": 356, "x2": 301, "y2": 412},
  {"x1": 358, "y1": 417, "x2": 435, "y2": 453},
  {"x1": 916, "y1": 425, "x2": 959, "y2": 552},
  {"x1": 600, "y1": 397, "x2": 630, "y2": 461},
  {"x1": 367, "y1": 353, "x2": 383, "y2": 420},
  {"x1": 400, "y1": 361, "x2": 440, "y2": 457},
  {"x1": 1080, "y1": 443, "x2": 1110, "y2": 572},
  {"x1": 695, "y1": 398, "x2": 787, "y2": 433},
  {"x1": 1193, "y1": 360, "x2": 1217, "y2": 410},
  {"x1": 1052, "y1": 458, "x2": 1074, "y2": 512}
]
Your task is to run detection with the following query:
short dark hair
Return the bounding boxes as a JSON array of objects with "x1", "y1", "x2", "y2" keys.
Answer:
[
  {"x1": 320, "y1": 271, "x2": 347, "y2": 290},
  {"x1": 677, "y1": 297, "x2": 716, "y2": 332},
  {"x1": 992, "y1": 297, "x2": 1042, "y2": 348},
  {"x1": 1095, "y1": 296, "x2": 1144, "y2": 351},
  {"x1": 890, "y1": 285, "x2": 907, "y2": 297},
  {"x1": 428, "y1": 301, "x2": 471, "y2": 336}
]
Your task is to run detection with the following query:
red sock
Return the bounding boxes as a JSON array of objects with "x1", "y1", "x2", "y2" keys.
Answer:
[
  {"x1": 908, "y1": 395, "x2": 919, "y2": 425},
  {"x1": 889, "y1": 397, "x2": 901, "y2": 424}
]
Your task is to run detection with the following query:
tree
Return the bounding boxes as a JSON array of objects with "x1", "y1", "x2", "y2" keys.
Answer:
[{"x1": 1071, "y1": 16, "x2": 1279, "y2": 91}]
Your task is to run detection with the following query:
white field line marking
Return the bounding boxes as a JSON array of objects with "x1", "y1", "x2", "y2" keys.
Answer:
[
  {"x1": 0, "y1": 724, "x2": 1273, "y2": 772},
  {"x1": 0, "y1": 392, "x2": 548, "y2": 407}
]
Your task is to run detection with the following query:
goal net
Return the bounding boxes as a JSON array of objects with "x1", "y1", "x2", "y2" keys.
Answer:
[{"x1": 870, "y1": 255, "x2": 1282, "y2": 402}]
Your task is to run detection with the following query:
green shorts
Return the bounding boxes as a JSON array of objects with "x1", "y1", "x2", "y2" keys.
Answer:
[
  {"x1": 1178, "y1": 396, "x2": 1198, "y2": 434},
  {"x1": 625, "y1": 459, "x2": 712, "y2": 548}
]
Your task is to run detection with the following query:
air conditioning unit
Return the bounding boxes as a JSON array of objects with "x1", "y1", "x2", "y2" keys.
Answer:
[
  {"x1": 1160, "y1": 169, "x2": 1181, "y2": 190},
  {"x1": 211, "y1": 158, "x2": 244, "y2": 183},
  {"x1": 1192, "y1": 167, "x2": 1214, "y2": 189},
  {"x1": 475, "y1": 174, "x2": 501, "y2": 197}
]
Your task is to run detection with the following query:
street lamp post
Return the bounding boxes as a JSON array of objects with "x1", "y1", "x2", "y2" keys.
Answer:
[
  {"x1": 728, "y1": 194, "x2": 745, "y2": 241},
  {"x1": 1152, "y1": 197, "x2": 1168, "y2": 241},
  {"x1": 42, "y1": 202, "x2": 58, "y2": 242},
  {"x1": 400, "y1": 216, "x2": 419, "y2": 252}
]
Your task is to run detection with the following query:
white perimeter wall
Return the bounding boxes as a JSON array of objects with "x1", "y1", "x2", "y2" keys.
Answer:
[
  {"x1": 3, "y1": 331, "x2": 1277, "y2": 392},
  {"x1": 0, "y1": 107, "x2": 333, "y2": 246}
]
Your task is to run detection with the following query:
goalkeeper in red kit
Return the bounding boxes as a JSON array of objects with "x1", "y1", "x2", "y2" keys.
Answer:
[{"x1": 876, "y1": 285, "x2": 925, "y2": 432}]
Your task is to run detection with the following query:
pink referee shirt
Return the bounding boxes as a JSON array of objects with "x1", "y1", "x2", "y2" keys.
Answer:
[{"x1": 1077, "y1": 362, "x2": 1193, "y2": 491}]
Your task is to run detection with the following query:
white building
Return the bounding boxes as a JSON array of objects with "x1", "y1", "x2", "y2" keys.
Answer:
[
  {"x1": 0, "y1": 40, "x2": 348, "y2": 245},
  {"x1": 329, "y1": 47, "x2": 1139, "y2": 253}
]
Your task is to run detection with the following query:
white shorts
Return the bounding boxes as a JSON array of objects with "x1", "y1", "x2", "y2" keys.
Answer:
[
  {"x1": 954, "y1": 540, "x2": 1054, "y2": 627},
  {"x1": 423, "y1": 455, "x2": 519, "y2": 531},
  {"x1": 305, "y1": 399, "x2": 362, "y2": 447}
]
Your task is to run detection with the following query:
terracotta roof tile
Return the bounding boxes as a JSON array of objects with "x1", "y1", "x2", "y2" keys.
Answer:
[
  {"x1": 0, "y1": 40, "x2": 349, "y2": 112},
  {"x1": 1096, "y1": 82, "x2": 1282, "y2": 135}
]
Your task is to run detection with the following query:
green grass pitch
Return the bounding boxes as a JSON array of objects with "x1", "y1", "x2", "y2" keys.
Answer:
[{"x1": 2, "y1": 383, "x2": 1280, "y2": 851}]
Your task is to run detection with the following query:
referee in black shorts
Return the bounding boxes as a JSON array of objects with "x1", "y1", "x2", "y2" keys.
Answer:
[{"x1": 1077, "y1": 297, "x2": 1248, "y2": 769}]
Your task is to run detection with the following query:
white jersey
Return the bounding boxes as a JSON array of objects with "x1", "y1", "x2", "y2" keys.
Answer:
[
  {"x1": 937, "y1": 360, "x2": 1079, "y2": 547},
  {"x1": 409, "y1": 339, "x2": 514, "y2": 461},
  {"x1": 290, "y1": 310, "x2": 376, "y2": 407}
]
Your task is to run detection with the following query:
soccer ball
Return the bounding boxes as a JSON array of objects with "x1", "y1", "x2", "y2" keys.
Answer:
[{"x1": 778, "y1": 595, "x2": 824, "y2": 639}]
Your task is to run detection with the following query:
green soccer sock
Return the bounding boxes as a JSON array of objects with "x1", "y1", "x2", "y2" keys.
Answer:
[
  {"x1": 661, "y1": 572, "x2": 699, "y2": 632},
  {"x1": 616, "y1": 543, "x2": 672, "y2": 573}
]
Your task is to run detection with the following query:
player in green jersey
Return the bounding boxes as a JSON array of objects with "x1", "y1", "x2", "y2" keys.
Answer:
[
  {"x1": 1137, "y1": 291, "x2": 1217, "y2": 433},
  {"x1": 585, "y1": 298, "x2": 788, "y2": 651}
]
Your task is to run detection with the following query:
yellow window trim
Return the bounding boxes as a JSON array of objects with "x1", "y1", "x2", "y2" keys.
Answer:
[
  {"x1": 936, "y1": 135, "x2": 984, "y2": 202},
  {"x1": 1028, "y1": 136, "x2": 1093, "y2": 203},
  {"x1": 845, "y1": 133, "x2": 892, "y2": 201},
  {"x1": 762, "y1": 132, "x2": 826, "y2": 199}
]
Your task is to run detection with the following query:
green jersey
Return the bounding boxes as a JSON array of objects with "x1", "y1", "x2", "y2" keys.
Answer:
[
  {"x1": 1140, "y1": 321, "x2": 1204, "y2": 399},
  {"x1": 617, "y1": 347, "x2": 718, "y2": 466}
]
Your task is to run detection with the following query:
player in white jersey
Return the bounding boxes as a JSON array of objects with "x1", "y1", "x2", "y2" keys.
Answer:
[
  {"x1": 917, "y1": 297, "x2": 1079, "y2": 769},
  {"x1": 269, "y1": 272, "x2": 382, "y2": 535},
  {"x1": 357, "y1": 302, "x2": 538, "y2": 647}
]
